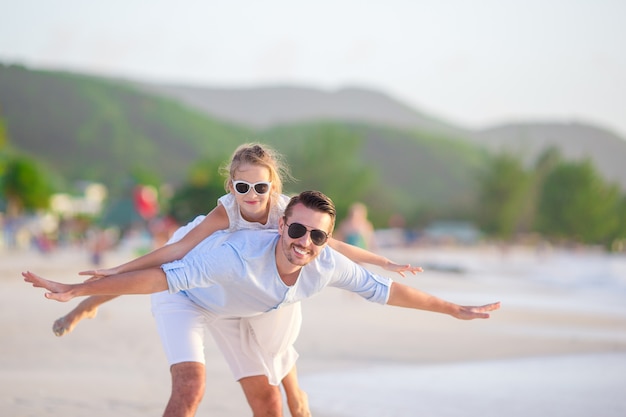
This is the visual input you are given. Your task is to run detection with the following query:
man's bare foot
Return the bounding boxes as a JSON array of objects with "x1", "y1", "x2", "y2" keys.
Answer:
[
  {"x1": 53, "y1": 305, "x2": 98, "y2": 337},
  {"x1": 22, "y1": 271, "x2": 74, "y2": 302}
]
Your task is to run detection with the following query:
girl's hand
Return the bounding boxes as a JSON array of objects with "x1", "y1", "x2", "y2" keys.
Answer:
[
  {"x1": 383, "y1": 262, "x2": 423, "y2": 277},
  {"x1": 79, "y1": 267, "x2": 118, "y2": 282}
]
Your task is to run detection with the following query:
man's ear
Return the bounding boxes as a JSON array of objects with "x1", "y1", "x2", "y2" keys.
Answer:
[{"x1": 278, "y1": 216, "x2": 285, "y2": 236}]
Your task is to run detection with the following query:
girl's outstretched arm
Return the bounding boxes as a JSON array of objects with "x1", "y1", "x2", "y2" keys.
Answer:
[
  {"x1": 80, "y1": 205, "x2": 230, "y2": 278},
  {"x1": 328, "y1": 238, "x2": 423, "y2": 277},
  {"x1": 23, "y1": 268, "x2": 169, "y2": 302}
]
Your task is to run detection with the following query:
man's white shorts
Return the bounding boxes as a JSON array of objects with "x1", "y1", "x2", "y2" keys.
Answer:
[{"x1": 151, "y1": 290, "x2": 301, "y2": 386}]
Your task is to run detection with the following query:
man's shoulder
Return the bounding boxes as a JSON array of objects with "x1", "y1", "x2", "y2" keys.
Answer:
[
  {"x1": 304, "y1": 246, "x2": 341, "y2": 270},
  {"x1": 230, "y1": 228, "x2": 278, "y2": 237},
  {"x1": 227, "y1": 228, "x2": 279, "y2": 248}
]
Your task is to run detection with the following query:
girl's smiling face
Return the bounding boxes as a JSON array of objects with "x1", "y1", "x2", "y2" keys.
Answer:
[{"x1": 229, "y1": 163, "x2": 273, "y2": 223}]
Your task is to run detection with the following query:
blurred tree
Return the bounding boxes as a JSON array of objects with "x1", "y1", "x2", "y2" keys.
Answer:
[
  {"x1": 269, "y1": 124, "x2": 377, "y2": 220},
  {"x1": 476, "y1": 153, "x2": 531, "y2": 238},
  {"x1": 0, "y1": 115, "x2": 7, "y2": 150},
  {"x1": 130, "y1": 166, "x2": 161, "y2": 189},
  {"x1": 0, "y1": 155, "x2": 55, "y2": 216},
  {"x1": 166, "y1": 157, "x2": 224, "y2": 224},
  {"x1": 513, "y1": 147, "x2": 561, "y2": 234},
  {"x1": 0, "y1": 118, "x2": 6, "y2": 212},
  {"x1": 610, "y1": 196, "x2": 626, "y2": 250},
  {"x1": 535, "y1": 159, "x2": 621, "y2": 245},
  {"x1": 167, "y1": 182, "x2": 224, "y2": 225}
]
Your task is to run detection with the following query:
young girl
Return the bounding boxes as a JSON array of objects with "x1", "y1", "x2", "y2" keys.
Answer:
[{"x1": 48, "y1": 143, "x2": 422, "y2": 416}]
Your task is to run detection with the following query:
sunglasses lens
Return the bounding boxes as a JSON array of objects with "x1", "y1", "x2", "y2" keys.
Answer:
[
  {"x1": 287, "y1": 223, "x2": 307, "y2": 239},
  {"x1": 234, "y1": 181, "x2": 270, "y2": 195},
  {"x1": 234, "y1": 182, "x2": 250, "y2": 194},
  {"x1": 287, "y1": 223, "x2": 327, "y2": 246},
  {"x1": 310, "y1": 230, "x2": 327, "y2": 246},
  {"x1": 254, "y1": 183, "x2": 270, "y2": 194}
]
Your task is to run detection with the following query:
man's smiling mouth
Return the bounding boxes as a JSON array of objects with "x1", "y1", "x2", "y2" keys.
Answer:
[{"x1": 293, "y1": 246, "x2": 308, "y2": 256}]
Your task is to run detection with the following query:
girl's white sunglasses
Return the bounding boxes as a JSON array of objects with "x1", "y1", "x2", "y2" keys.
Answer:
[{"x1": 232, "y1": 180, "x2": 272, "y2": 195}]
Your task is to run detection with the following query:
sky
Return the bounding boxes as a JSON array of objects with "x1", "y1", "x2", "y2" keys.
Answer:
[{"x1": 2, "y1": 0, "x2": 625, "y2": 137}]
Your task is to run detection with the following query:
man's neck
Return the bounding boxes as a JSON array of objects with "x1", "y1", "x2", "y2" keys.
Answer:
[
  {"x1": 279, "y1": 269, "x2": 300, "y2": 287},
  {"x1": 274, "y1": 242, "x2": 302, "y2": 286}
]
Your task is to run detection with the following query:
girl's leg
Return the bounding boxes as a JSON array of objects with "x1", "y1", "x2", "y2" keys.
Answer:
[
  {"x1": 281, "y1": 365, "x2": 311, "y2": 417},
  {"x1": 53, "y1": 295, "x2": 119, "y2": 336},
  {"x1": 245, "y1": 303, "x2": 309, "y2": 415}
]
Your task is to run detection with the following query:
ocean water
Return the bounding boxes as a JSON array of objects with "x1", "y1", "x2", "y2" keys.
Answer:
[
  {"x1": 416, "y1": 246, "x2": 626, "y2": 315},
  {"x1": 303, "y1": 247, "x2": 626, "y2": 417},
  {"x1": 302, "y1": 353, "x2": 626, "y2": 417}
]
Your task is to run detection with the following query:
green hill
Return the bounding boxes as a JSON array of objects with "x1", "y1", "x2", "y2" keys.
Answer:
[
  {"x1": 144, "y1": 81, "x2": 626, "y2": 193},
  {"x1": 0, "y1": 64, "x2": 250, "y2": 194},
  {"x1": 261, "y1": 122, "x2": 486, "y2": 224},
  {"x1": 0, "y1": 64, "x2": 487, "y2": 226}
]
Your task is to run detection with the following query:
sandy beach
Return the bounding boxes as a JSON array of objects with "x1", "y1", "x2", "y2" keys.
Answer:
[{"x1": 2, "y1": 244, "x2": 626, "y2": 416}]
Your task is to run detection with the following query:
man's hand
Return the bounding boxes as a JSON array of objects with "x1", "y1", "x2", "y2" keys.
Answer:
[{"x1": 454, "y1": 302, "x2": 501, "y2": 320}]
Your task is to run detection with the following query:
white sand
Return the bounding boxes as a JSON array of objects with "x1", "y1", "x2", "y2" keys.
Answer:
[{"x1": 2, "y1": 245, "x2": 625, "y2": 416}]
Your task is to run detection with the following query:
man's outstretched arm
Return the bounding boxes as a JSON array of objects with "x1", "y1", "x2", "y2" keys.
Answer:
[
  {"x1": 23, "y1": 268, "x2": 169, "y2": 302},
  {"x1": 386, "y1": 281, "x2": 500, "y2": 320}
]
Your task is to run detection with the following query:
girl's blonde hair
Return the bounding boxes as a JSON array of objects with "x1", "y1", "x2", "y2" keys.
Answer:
[{"x1": 220, "y1": 143, "x2": 292, "y2": 195}]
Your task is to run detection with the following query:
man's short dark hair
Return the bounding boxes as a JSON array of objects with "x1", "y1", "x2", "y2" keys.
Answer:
[{"x1": 284, "y1": 191, "x2": 336, "y2": 230}]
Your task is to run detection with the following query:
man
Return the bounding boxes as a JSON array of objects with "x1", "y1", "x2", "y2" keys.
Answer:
[{"x1": 24, "y1": 190, "x2": 501, "y2": 417}]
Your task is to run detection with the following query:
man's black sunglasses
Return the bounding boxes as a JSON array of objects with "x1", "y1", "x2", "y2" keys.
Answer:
[{"x1": 285, "y1": 222, "x2": 329, "y2": 246}]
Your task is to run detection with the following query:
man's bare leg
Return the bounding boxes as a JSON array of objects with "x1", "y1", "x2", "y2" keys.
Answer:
[
  {"x1": 239, "y1": 375, "x2": 283, "y2": 417},
  {"x1": 164, "y1": 362, "x2": 206, "y2": 417},
  {"x1": 53, "y1": 295, "x2": 119, "y2": 336},
  {"x1": 281, "y1": 366, "x2": 311, "y2": 417}
]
